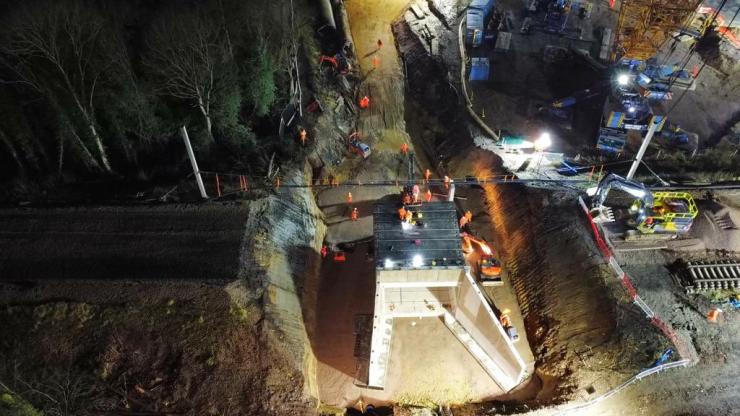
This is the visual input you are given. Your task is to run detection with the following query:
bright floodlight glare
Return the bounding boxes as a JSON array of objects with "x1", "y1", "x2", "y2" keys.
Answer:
[
  {"x1": 412, "y1": 254, "x2": 423, "y2": 268},
  {"x1": 384, "y1": 258, "x2": 393, "y2": 269},
  {"x1": 617, "y1": 73, "x2": 629, "y2": 85},
  {"x1": 535, "y1": 132, "x2": 552, "y2": 150},
  {"x1": 628, "y1": 106, "x2": 636, "y2": 113}
]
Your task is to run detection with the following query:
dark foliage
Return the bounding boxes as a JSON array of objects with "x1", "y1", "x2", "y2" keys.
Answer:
[{"x1": 0, "y1": 0, "x2": 296, "y2": 197}]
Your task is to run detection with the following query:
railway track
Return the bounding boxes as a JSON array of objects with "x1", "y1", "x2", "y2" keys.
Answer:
[{"x1": 683, "y1": 260, "x2": 740, "y2": 293}]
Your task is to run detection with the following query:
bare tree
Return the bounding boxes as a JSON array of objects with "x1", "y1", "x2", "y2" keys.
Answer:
[
  {"x1": 146, "y1": 9, "x2": 231, "y2": 143},
  {"x1": 0, "y1": 0, "x2": 117, "y2": 173}
]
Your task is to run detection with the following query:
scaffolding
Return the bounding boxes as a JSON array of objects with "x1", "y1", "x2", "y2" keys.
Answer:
[{"x1": 613, "y1": 0, "x2": 703, "y2": 61}]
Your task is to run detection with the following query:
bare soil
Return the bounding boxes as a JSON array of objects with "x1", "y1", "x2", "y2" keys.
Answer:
[
  {"x1": 0, "y1": 203, "x2": 316, "y2": 416},
  {"x1": 0, "y1": 286, "x2": 313, "y2": 416}
]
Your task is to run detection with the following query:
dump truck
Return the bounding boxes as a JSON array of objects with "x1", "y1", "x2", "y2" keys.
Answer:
[{"x1": 466, "y1": 0, "x2": 495, "y2": 47}]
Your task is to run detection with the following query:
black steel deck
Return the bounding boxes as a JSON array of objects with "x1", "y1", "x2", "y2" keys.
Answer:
[{"x1": 373, "y1": 201, "x2": 464, "y2": 270}]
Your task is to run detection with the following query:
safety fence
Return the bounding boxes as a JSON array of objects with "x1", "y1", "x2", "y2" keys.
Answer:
[
  {"x1": 165, "y1": 170, "x2": 607, "y2": 200},
  {"x1": 552, "y1": 358, "x2": 690, "y2": 415},
  {"x1": 158, "y1": 170, "x2": 589, "y2": 201},
  {"x1": 535, "y1": 197, "x2": 701, "y2": 415},
  {"x1": 577, "y1": 196, "x2": 697, "y2": 362}
]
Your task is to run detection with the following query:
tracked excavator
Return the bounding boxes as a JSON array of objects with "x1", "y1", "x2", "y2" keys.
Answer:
[{"x1": 588, "y1": 173, "x2": 698, "y2": 235}]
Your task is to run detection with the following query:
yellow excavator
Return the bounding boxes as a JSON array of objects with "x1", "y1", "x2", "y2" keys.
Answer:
[{"x1": 589, "y1": 173, "x2": 698, "y2": 235}]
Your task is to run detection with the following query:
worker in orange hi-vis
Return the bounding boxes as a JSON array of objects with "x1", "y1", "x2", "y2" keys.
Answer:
[
  {"x1": 459, "y1": 215, "x2": 469, "y2": 229},
  {"x1": 351, "y1": 207, "x2": 358, "y2": 221},
  {"x1": 464, "y1": 210, "x2": 473, "y2": 223},
  {"x1": 707, "y1": 308, "x2": 721, "y2": 323},
  {"x1": 443, "y1": 175, "x2": 450, "y2": 189},
  {"x1": 347, "y1": 192, "x2": 353, "y2": 205},
  {"x1": 299, "y1": 128, "x2": 307, "y2": 146},
  {"x1": 400, "y1": 142, "x2": 409, "y2": 155},
  {"x1": 405, "y1": 210, "x2": 413, "y2": 223},
  {"x1": 424, "y1": 169, "x2": 431, "y2": 183},
  {"x1": 359, "y1": 96, "x2": 370, "y2": 109},
  {"x1": 398, "y1": 206, "x2": 407, "y2": 220},
  {"x1": 425, "y1": 189, "x2": 432, "y2": 203},
  {"x1": 372, "y1": 56, "x2": 380, "y2": 69}
]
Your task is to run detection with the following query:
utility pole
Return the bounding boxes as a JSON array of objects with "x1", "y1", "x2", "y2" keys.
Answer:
[
  {"x1": 180, "y1": 126, "x2": 208, "y2": 199},
  {"x1": 626, "y1": 116, "x2": 661, "y2": 180}
]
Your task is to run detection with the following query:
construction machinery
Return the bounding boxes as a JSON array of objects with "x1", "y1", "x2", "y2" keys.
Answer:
[
  {"x1": 544, "y1": 0, "x2": 572, "y2": 33},
  {"x1": 539, "y1": 87, "x2": 603, "y2": 127},
  {"x1": 466, "y1": 0, "x2": 495, "y2": 47},
  {"x1": 478, "y1": 254, "x2": 503, "y2": 286},
  {"x1": 595, "y1": 0, "x2": 707, "y2": 153},
  {"x1": 631, "y1": 191, "x2": 698, "y2": 234},
  {"x1": 348, "y1": 132, "x2": 371, "y2": 159},
  {"x1": 461, "y1": 233, "x2": 503, "y2": 286},
  {"x1": 589, "y1": 173, "x2": 698, "y2": 235},
  {"x1": 613, "y1": 0, "x2": 705, "y2": 62}
]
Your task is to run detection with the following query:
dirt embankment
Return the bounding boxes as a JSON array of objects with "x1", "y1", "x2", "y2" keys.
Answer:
[
  {"x1": 0, "y1": 198, "x2": 325, "y2": 415},
  {"x1": 0, "y1": 166, "x2": 334, "y2": 416},
  {"x1": 240, "y1": 167, "x2": 328, "y2": 403}
]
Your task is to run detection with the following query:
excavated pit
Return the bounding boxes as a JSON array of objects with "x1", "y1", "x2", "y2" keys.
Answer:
[{"x1": 392, "y1": 8, "x2": 665, "y2": 412}]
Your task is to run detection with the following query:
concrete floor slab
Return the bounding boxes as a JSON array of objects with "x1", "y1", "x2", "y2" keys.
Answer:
[{"x1": 382, "y1": 317, "x2": 505, "y2": 404}]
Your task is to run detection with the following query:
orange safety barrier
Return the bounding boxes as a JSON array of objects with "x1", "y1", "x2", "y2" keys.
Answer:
[
  {"x1": 580, "y1": 196, "x2": 695, "y2": 362},
  {"x1": 620, "y1": 274, "x2": 639, "y2": 300}
]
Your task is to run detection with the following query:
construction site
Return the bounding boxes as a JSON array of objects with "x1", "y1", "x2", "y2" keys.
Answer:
[{"x1": 1, "y1": 0, "x2": 740, "y2": 415}]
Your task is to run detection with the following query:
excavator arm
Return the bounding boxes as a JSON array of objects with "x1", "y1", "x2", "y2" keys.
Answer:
[{"x1": 590, "y1": 173, "x2": 654, "y2": 210}]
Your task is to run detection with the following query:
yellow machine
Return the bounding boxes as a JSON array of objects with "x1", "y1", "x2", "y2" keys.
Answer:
[
  {"x1": 612, "y1": 0, "x2": 705, "y2": 61},
  {"x1": 632, "y1": 191, "x2": 698, "y2": 234}
]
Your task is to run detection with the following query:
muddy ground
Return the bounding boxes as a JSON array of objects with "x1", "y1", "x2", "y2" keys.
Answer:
[
  {"x1": 0, "y1": 286, "x2": 313, "y2": 416},
  {"x1": 0, "y1": 202, "x2": 318, "y2": 415}
]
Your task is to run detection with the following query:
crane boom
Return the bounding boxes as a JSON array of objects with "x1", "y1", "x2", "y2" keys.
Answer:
[{"x1": 613, "y1": 0, "x2": 703, "y2": 61}]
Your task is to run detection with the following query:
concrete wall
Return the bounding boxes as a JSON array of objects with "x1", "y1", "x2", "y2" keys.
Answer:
[
  {"x1": 377, "y1": 267, "x2": 463, "y2": 286},
  {"x1": 453, "y1": 272, "x2": 526, "y2": 391}
]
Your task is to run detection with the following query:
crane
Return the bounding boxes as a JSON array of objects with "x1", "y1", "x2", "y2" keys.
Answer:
[
  {"x1": 597, "y1": 0, "x2": 709, "y2": 155},
  {"x1": 612, "y1": 0, "x2": 705, "y2": 62}
]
